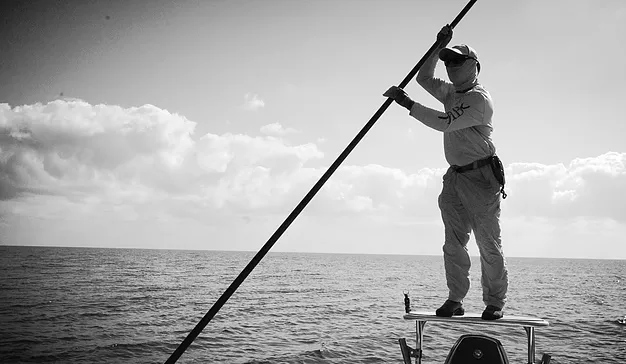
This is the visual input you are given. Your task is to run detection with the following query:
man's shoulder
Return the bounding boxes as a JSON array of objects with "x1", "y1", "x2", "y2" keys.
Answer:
[
  {"x1": 462, "y1": 85, "x2": 493, "y2": 110},
  {"x1": 467, "y1": 84, "x2": 492, "y2": 100}
]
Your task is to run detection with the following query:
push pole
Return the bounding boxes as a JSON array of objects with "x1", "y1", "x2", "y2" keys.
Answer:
[{"x1": 164, "y1": 1, "x2": 478, "y2": 363}]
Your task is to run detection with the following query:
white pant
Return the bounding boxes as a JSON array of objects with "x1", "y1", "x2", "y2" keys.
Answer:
[{"x1": 438, "y1": 165, "x2": 508, "y2": 308}]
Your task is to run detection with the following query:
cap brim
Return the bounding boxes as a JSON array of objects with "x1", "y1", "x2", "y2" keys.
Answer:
[{"x1": 438, "y1": 47, "x2": 465, "y2": 61}]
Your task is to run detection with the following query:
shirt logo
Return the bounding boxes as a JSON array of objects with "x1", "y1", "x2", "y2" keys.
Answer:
[{"x1": 438, "y1": 103, "x2": 470, "y2": 125}]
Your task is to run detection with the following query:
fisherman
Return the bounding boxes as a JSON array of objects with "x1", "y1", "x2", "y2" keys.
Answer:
[{"x1": 383, "y1": 26, "x2": 508, "y2": 320}]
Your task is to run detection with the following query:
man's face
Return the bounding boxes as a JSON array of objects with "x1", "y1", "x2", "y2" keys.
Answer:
[
  {"x1": 444, "y1": 56, "x2": 478, "y2": 86},
  {"x1": 444, "y1": 56, "x2": 473, "y2": 68}
]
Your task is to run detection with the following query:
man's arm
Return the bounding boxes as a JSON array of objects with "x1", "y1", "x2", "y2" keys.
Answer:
[
  {"x1": 409, "y1": 92, "x2": 487, "y2": 133},
  {"x1": 416, "y1": 26, "x2": 455, "y2": 103},
  {"x1": 408, "y1": 103, "x2": 449, "y2": 132},
  {"x1": 383, "y1": 89, "x2": 487, "y2": 133}
]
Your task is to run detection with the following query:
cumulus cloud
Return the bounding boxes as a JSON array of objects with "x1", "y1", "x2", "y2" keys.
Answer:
[
  {"x1": 243, "y1": 93, "x2": 265, "y2": 111},
  {"x1": 260, "y1": 122, "x2": 298, "y2": 136},
  {"x1": 0, "y1": 101, "x2": 195, "y2": 201},
  {"x1": 0, "y1": 101, "x2": 324, "y2": 216},
  {"x1": 321, "y1": 164, "x2": 443, "y2": 219},
  {"x1": 1, "y1": 100, "x2": 625, "y2": 244},
  {"x1": 505, "y1": 152, "x2": 626, "y2": 221}
]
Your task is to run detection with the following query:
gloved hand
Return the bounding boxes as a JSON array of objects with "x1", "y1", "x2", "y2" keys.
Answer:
[
  {"x1": 437, "y1": 25, "x2": 453, "y2": 48},
  {"x1": 383, "y1": 86, "x2": 414, "y2": 110}
]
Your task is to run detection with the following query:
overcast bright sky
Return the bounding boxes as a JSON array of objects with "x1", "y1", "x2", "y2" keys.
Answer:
[{"x1": 1, "y1": 0, "x2": 625, "y2": 259}]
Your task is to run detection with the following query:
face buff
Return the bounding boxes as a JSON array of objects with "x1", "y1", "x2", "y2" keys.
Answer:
[{"x1": 446, "y1": 60, "x2": 479, "y2": 92}]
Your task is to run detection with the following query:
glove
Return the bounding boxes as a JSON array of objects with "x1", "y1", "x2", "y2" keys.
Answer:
[
  {"x1": 383, "y1": 86, "x2": 414, "y2": 110},
  {"x1": 437, "y1": 25, "x2": 453, "y2": 48}
]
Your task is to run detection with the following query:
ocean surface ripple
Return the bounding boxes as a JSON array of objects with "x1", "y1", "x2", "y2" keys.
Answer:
[{"x1": 1, "y1": 247, "x2": 624, "y2": 363}]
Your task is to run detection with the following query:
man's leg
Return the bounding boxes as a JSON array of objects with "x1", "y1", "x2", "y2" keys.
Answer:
[
  {"x1": 457, "y1": 167, "x2": 508, "y2": 309},
  {"x1": 475, "y1": 216, "x2": 508, "y2": 309},
  {"x1": 438, "y1": 169, "x2": 473, "y2": 304}
]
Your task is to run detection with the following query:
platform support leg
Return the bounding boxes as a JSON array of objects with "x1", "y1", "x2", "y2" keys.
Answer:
[
  {"x1": 524, "y1": 326, "x2": 536, "y2": 364},
  {"x1": 416, "y1": 320, "x2": 426, "y2": 364}
]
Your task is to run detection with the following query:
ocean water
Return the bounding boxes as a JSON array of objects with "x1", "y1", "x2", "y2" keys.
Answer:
[{"x1": 0, "y1": 246, "x2": 624, "y2": 364}]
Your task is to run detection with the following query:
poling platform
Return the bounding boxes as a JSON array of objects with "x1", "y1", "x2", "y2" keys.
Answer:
[
  {"x1": 404, "y1": 311, "x2": 549, "y2": 327},
  {"x1": 400, "y1": 310, "x2": 550, "y2": 364}
]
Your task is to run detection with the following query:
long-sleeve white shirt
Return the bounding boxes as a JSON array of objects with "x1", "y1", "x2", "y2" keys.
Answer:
[{"x1": 410, "y1": 55, "x2": 496, "y2": 166}]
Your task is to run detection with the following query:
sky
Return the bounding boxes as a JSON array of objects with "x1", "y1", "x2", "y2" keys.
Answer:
[{"x1": 1, "y1": 0, "x2": 625, "y2": 259}]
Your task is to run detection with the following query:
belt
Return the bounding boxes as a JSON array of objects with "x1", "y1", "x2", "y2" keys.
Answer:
[{"x1": 452, "y1": 156, "x2": 494, "y2": 173}]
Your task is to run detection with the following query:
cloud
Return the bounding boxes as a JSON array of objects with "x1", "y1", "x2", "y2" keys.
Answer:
[
  {"x1": 505, "y1": 152, "x2": 626, "y2": 221},
  {"x1": 319, "y1": 164, "x2": 443, "y2": 219},
  {"x1": 1, "y1": 100, "x2": 625, "y2": 256},
  {"x1": 243, "y1": 93, "x2": 265, "y2": 111},
  {"x1": 0, "y1": 100, "x2": 323, "y2": 215},
  {"x1": 260, "y1": 122, "x2": 299, "y2": 136},
  {"x1": 2, "y1": 99, "x2": 625, "y2": 223},
  {"x1": 0, "y1": 101, "x2": 195, "y2": 200}
]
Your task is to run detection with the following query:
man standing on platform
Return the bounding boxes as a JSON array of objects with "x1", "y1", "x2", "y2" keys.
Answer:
[{"x1": 383, "y1": 26, "x2": 508, "y2": 320}]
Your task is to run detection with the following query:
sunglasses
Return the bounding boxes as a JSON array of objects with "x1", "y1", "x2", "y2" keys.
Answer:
[{"x1": 444, "y1": 56, "x2": 478, "y2": 67}]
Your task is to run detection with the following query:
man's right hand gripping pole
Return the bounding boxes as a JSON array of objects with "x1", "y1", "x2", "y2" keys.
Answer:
[{"x1": 437, "y1": 25, "x2": 453, "y2": 48}]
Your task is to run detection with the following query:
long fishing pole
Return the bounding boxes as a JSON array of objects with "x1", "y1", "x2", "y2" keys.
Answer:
[{"x1": 164, "y1": 1, "x2": 478, "y2": 362}]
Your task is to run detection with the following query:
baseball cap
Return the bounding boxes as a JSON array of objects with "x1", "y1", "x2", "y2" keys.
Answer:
[
  {"x1": 438, "y1": 44, "x2": 479, "y2": 62},
  {"x1": 439, "y1": 44, "x2": 480, "y2": 73}
]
